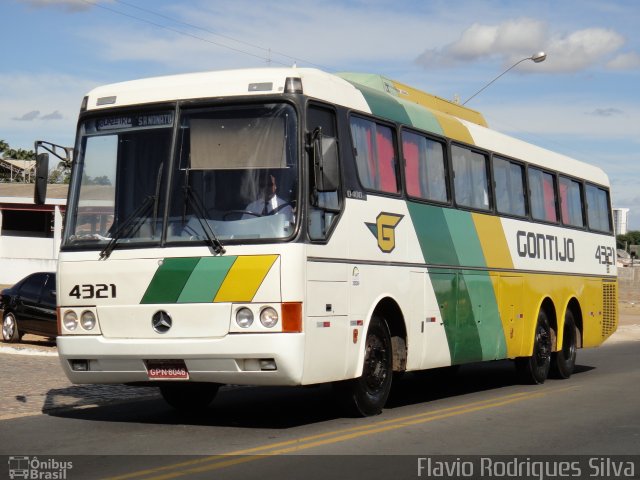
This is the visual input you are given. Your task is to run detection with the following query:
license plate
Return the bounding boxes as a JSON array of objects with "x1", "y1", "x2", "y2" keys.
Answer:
[{"x1": 146, "y1": 360, "x2": 189, "y2": 380}]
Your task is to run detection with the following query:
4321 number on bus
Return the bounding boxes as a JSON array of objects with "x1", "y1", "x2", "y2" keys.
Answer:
[{"x1": 69, "y1": 283, "x2": 117, "y2": 299}]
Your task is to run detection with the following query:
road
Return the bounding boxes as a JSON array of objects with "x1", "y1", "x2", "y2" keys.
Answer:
[{"x1": 1, "y1": 328, "x2": 639, "y2": 480}]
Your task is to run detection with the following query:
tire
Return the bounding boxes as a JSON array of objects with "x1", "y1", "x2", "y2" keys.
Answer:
[
  {"x1": 334, "y1": 315, "x2": 393, "y2": 416},
  {"x1": 551, "y1": 310, "x2": 577, "y2": 379},
  {"x1": 2, "y1": 312, "x2": 20, "y2": 343},
  {"x1": 516, "y1": 309, "x2": 552, "y2": 385},
  {"x1": 159, "y1": 383, "x2": 220, "y2": 411}
]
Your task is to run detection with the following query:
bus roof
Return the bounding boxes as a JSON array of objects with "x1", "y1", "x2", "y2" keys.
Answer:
[{"x1": 83, "y1": 67, "x2": 609, "y2": 187}]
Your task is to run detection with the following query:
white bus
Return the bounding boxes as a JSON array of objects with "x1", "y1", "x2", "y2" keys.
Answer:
[{"x1": 37, "y1": 68, "x2": 617, "y2": 416}]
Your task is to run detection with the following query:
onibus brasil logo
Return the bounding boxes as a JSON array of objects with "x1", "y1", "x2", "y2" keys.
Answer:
[
  {"x1": 8, "y1": 456, "x2": 73, "y2": 479},
  {"x1": 365, "y1": 212, "x2": 404, "y2": 253}
]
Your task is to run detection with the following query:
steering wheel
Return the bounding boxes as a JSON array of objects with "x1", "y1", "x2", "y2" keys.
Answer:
[
  {"x1": 222, "y1": 210, "x2": 261, "y2": 220},
  {"x1": 269, "y1": 202, "x2": 293, "y2": 215}
]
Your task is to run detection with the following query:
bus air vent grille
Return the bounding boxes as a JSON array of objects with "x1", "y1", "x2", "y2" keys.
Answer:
[{"x1": 602, "y1": 282, "x2": 618, "y2": 339}]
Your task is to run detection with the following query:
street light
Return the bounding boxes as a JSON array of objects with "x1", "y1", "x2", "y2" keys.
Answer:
[{"x1": 462, "y1": 51, "x2": 547, "y2": 106}]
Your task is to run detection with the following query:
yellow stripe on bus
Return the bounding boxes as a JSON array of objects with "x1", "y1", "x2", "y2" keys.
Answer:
[
  {"x1": 213, "y1": 255, "x2": 278, "y2": 303},
  {"x1": 472, "y1": 213, "x2": 514, "y2": 269},
  {"x1": 430, "y1": 110, "x2": 475, "y2": 144}
]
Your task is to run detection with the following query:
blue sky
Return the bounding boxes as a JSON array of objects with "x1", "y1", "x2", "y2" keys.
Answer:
[{"x1": 1, "y1": 0, "x2": 639, "y2": 227}]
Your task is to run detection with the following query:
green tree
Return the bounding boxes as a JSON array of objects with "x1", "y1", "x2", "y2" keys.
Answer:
[
  {"x1": 5, "y1": 147, "x2": 36, "y2": 160},
  {"x1": 617, "y1": 231, "x2": 640, "y2": 249}
]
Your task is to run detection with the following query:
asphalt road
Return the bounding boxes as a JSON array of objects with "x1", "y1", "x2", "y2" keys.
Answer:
[{"x1": 1, "y1": 338, "x2": 639, "y2": 480}]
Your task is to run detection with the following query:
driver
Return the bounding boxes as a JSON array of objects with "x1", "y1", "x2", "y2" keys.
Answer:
[{"x1": 243, "y1": 173, "x2": 293, "y2": 220}]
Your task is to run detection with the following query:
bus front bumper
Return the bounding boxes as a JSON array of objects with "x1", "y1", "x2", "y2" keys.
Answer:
[{"x1": 57, "y1": 333, "x2": 305, "y2": 386}]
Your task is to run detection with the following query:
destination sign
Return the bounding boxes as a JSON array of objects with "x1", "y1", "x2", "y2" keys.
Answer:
[{"x1": 95, "y1": 112, "x2": 174, "y2": 131}]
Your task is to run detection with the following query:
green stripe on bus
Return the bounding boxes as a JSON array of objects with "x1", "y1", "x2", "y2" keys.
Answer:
[
  {"x1": 355, "y1": 85, "x2": 413, "y2": 126},
  {"x1": 400, "y1": 100, "x2": 444, "y2": 135},
  {"x1": 430, "y1": 269, "x2": 483, "y2": 364},
  {"x1": 461, "y1": 271, "x2": 507, "y2": 360},
  {"x1": 443, "y1": 209, "x2": 486, "y2": 268},
  {"x1": 408, "y1": 202, "x2": 507, "y2": 363},
  {"x1": 141, "y1": 257, "x2": 201, "y2": 304},
  {"x1": 177, "y1": 256, "x2": 237, "y2": 303},
  {"x1": 407, "y1": 202, "x2": 460, "y2": 266}
]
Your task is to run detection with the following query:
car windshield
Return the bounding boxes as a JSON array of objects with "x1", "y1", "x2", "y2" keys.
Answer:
[{"x1": 62, "y1": 103, "x2": 298, "y2": 249}]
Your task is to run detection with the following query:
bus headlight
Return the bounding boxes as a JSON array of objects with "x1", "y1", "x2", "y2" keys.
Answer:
[
  {"x1": 236, "y1": 307, "x2": 254, "y2": 328},
  {"x1": 81, "y1": 310, "x2": 96, "y2": 330},
  {"x1": 63, "y1": 311, "x2": 78, "y2": 331},
  {"x1": 260, "y1": 307, "x2": 279, "y2": 328}
]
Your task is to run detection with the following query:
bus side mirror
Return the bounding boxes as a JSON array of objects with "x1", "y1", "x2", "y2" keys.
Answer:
[
  {"x1": 311, "y1": 127, "x2": 339, "y2": 192},
  {"x1": 34, "y1": 152, "x2": 49, "y2": 205}
]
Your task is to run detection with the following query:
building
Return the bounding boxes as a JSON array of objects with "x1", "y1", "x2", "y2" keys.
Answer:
[
  {"x1": 613, "y1": 207, "x2": 630, "y2": 236},
  {"x1": 0, "y1": 183, "x2": 68, "y2": 284}
]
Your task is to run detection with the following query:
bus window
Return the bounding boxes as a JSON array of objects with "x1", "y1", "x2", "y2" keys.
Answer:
[
  {"x1": 528, "y1": 167, "x2": 558, "y2": 223},
  {"x1": 559, "y1": 176, "x2": 585, "y2": 228},
  {"x1": 451, "y1": 145, "x2": 489, "y2": 210},
  {"x1": 493, "y1": 156, "x2": 526, "y2": 217},
  {"x1": 402, "y1": 130, "x2": 447, "y2": 203},
  {"x1": 350, "y1": 116, "x2": 399, "y2": 194},
  {"x1": 586, "y1": 184, "x2": 612, "y2": 232}
]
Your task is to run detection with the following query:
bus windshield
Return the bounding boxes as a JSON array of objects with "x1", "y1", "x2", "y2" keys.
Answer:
[{"x1": 63, "y1": 103, "x2": 298, "y2": 250}]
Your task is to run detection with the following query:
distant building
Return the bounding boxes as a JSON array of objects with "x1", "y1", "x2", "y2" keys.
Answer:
[
  {"x1": 0, "y1": 158, "x2": 35, "y2": 182},
  {"x1": 613, "y1": 207, "x2": 630, "y2": 236},
  {"x1": 0, "y1": 183, "x2": 68, "y2": 284}
]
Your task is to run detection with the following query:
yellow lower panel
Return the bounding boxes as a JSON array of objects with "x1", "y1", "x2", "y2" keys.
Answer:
[{"x1": 492, "y1": 272, "x2": 615, "y2": 358}]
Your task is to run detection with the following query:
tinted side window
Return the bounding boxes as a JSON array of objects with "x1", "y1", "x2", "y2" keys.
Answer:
[
  {"x1": 451, "y1": 145, "x2": 489, "y2": 210},
  {"x1": 528, "y1": 167, "x2": 558, "y2": 223},
  {"x1": 402, "y1": 130, "x2": 447, "y2": 202},
  {"x1": 586, "y1": 184, "x2": 612, "y2": 232},
  {"x1": 19, "y1": 274, "x2": 46, "y2": 298},
  {"x1": 559, "y1": 176, "x2": 585, "y2": 228},
  {"x1": 350, "y1": 116, "x2": 399, "y2": 194},
  {"x1": 493, "y1": 156, "x2": 526, "y2": 217}
]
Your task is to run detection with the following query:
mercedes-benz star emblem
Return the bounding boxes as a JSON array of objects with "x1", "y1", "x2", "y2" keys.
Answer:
[{"x1": 152, "y1": 310, "x2": 172, "y2": 334}]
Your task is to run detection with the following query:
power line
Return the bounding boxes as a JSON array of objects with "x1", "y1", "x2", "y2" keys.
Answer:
[
  {"x1": 112, "y1": 0, "x2": 331, "y2": 70},
  {"x1": 80, "y1": 0, "x2": 332, "y2": 70},
  {"x1": 80, "y1": 0, "x2": 287, "y2": 65}
]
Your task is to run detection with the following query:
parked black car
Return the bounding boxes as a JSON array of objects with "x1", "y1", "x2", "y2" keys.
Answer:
[{"x1": 1, "y1": 272, "x2": 57, "y2": 342}]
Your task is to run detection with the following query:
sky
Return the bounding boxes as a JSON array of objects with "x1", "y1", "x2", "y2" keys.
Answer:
[{"x1": 1, "y1": 0, "x2": 639, "y2": 228}]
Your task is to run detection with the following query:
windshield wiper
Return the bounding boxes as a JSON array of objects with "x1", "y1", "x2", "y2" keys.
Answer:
[
  {"x1": 99, "y1": 195, "x2": 156, "y2": 260},
  {"x1": 183, "y1": 185, "x2": 226, "y2": 255}
]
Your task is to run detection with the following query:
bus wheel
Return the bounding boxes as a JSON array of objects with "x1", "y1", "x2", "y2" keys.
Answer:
[
  {"x1": 516, "y1": 310, "x2": 552, "y2": 385},
  {"x1": 551, "y1": 310, "x2": 577, "y2": 379},
  {"x1": 335, "y1": 315, "x2": 392, "y2": 417},
  {"x1": 159, "y1": 383, "x2": 220, "y2": 411}
]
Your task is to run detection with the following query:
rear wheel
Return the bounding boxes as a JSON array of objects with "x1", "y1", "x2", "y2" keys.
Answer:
[
  {"x1": 2, "y1": 312, "x2": 20, "y2": 343},
  {"x1": 551, "y1": 310, "x2": 577, "y2": 379},
  {"x1": 334, "y1": 315, "x2": 393, "y2": 416},
  {"x1": 159, "y1": 383, "x2": 220, "y2": 411},
  {"x1": 516, "y1": 309, "x2": 552, "y2": 385}
]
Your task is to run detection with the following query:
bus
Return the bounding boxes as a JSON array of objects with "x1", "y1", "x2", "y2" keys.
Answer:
[{"x1": 36, "y1": 68, "x2": 618, "y2": 416}]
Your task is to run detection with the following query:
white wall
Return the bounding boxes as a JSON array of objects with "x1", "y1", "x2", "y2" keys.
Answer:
[
  {"x1": 0, "y1": 205, "x2": 63, "y2": 285},
  {"x1": 0, "y1": 258, "x2": 57, "y2": 284}
]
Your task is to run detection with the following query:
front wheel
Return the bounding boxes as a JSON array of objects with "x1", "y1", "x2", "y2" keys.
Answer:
[
  {"x1": 159, "y1": 383, "x2": 220, "y2": 411},
  {"x1": 2, "y1": 312, "x2": 20, "y2": 343},
  {"x1": 515, "y1": 310, "x2": 552, "y2": 385},
  {"x1": 334, "y1": 315, "x2": 393, "y2": 416},
  {"x1": 551, "y1": 310, "x2": 577, "y2": 379}
]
